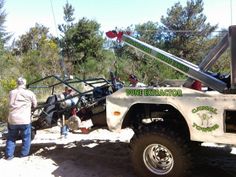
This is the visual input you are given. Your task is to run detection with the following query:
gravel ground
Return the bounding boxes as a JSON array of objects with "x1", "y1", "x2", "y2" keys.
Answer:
[{"x1": 0, "y1": 125, "x2": 236, "y2": 177}]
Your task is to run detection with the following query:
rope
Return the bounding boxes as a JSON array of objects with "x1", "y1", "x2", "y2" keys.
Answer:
[
  {"x1": 49, "y1": 0, "x2": 59, "y2": 37},
  {"x1": 49, "y1": 0, "x2": 68, "y2": 78}
]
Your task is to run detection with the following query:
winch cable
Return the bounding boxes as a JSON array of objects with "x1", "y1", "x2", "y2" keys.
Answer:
[{"x1": 50, "y1": 0, "x2": 68, "y2": 78}]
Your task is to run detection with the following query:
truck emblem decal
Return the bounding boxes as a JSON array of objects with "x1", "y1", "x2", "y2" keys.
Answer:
[
  {"x1": 126, "y1": 89, "x2": 183, "y2": 97},
  {"x1": 192, "y1": 106, "x2": 219, "y2": 132}
]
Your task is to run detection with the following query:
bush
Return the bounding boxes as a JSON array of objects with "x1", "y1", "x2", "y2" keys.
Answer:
[{"x1": 0, "y1": 78, "x2": 17, "y2": 122}]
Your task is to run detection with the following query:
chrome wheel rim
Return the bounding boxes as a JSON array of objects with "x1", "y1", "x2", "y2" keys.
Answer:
[{"x1": 143, "y1": 143, "x2": 174, "y2": 175}]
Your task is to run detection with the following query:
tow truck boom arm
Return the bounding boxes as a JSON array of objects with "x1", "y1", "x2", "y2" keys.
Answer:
[{"x1": 106, "y1": 31, "x2": 228, "y2": 93}]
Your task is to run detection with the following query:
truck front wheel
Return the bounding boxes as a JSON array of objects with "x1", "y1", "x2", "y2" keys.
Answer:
[{"x1": 130, "y1": 129, "x2": 191, "y2": 177}]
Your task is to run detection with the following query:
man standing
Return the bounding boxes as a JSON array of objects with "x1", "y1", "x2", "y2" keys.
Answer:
[{"x1": 5, "y1": 77, "x2": 37, "y2": 160}]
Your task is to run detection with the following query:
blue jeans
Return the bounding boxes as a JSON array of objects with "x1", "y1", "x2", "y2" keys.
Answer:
[{"x1": 5, "y1": 124, "x2": 31, "y2": 158}]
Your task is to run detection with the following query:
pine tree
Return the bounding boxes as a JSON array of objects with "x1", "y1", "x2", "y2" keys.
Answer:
[
  {"x1": 0, "y1": 0, "x2": 11, "y2": 45},
  {"x1": 160, "y1": 0, "x2": 218, "y2": 63}
]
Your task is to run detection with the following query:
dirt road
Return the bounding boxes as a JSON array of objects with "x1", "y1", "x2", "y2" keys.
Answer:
[{"x1": 0, "y1": 127, "x2": 236, "y2": 177}]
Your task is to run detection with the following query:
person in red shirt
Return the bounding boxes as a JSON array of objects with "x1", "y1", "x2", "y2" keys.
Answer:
[{"x1": 128, "y1": 74, "x2": 146, "y2": 87}]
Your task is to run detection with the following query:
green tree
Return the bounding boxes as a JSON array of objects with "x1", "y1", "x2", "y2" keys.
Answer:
[
  {"x1": 160, "y1": 0, "x2": 218, "y2": 63},
  {"x1": 58, "y1": 2, "x2": 75, "y2": 34},
  {"x1": 0, "y1": 52, "x2": 20, "y2": 122},
  {"x1": 0, "y1": 0, "x2": 11, "y2": 45},
  {"x1": 61, "y1": 17, "x2": 104, "y2": 74},
  {"x1": 13, "y1": 23, "x2": 61, "y2": 80},
  {"x1": 58, "y1": 2, "x2": 76, "y2": 75},
  {"x1": 135, "y1": 21, "x2": 162, "y2": 47},
  {"x1": 0, "y1": 0, "x2": 19, "y2": 121},
  {"x1": 15, "y1": 23, "x2": 52, "y2": 54}
]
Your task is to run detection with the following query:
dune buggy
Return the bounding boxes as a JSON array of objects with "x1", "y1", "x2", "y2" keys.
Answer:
[{"x1": 27, "y1": 73, "x2": 123, "y2": 137}]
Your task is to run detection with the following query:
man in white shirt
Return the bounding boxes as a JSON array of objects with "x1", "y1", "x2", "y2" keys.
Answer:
[{"x1": 5, "y1": 77, "x2": 37, "y2": 160}]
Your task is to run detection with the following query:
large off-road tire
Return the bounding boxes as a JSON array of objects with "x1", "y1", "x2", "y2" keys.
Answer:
[{"x1": 130, "y1": 128, "x2": 191, "y2": 177}]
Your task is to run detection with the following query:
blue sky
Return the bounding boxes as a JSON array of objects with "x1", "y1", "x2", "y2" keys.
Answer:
[{"x1": 4, "y1": 0, "x2": 236, "y2": 40}]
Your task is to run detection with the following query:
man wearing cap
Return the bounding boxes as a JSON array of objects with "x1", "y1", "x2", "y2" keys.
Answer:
[
  {"x1": 129, "y1": 74, "x2": 146, "y2": 87},
  {"x1": 5, "y1": 77, "x2": 37, "y2": 160}
]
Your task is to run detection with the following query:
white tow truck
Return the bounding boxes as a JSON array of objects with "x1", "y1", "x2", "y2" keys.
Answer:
[{"x1": 104, "y1": 26, "x2": 236, "y2": 177}]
